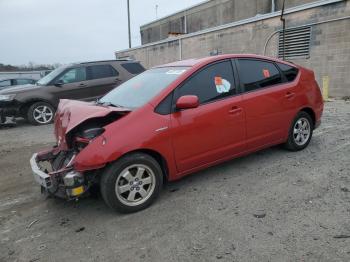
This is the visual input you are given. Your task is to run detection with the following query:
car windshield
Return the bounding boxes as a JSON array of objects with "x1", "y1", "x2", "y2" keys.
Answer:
[
  {"x1": 99, "y1": 67, "x2": 189, "y2": 109},
  {"x1": 36, "y1": 66, "x2": 66, "y2": 86}
]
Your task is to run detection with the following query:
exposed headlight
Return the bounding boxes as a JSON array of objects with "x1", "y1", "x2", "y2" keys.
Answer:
[
  {"x1": 63, "y1": 171, "x2": 84, "y2": 187},
  {"x1": 81, "y1": 127, "x2": 105, "y2": 139},
  {"x1": 0, "y1": 94, "x2": 16, "y2": 101}
]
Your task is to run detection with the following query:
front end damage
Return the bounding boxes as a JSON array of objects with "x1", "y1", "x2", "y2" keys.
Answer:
[
  {"x1": 30, "y1": 99, "x2": 130, "y2": 199},
  {"x1": 31, "y1": 149, "x2": 88, "y2": 199}
]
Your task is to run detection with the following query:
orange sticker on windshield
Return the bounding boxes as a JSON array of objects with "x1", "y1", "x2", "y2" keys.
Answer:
[
  {"x1": 263, "y1": 69, "x2": 270, "y2": 78},
  {"x1": 215, "y1": 76, "x2": 223, "y2": 85}
]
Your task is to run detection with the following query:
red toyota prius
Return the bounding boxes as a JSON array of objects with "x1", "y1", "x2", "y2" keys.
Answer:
[{"x1": 30, "y1": 54, "x2": 323, "y2": 213}]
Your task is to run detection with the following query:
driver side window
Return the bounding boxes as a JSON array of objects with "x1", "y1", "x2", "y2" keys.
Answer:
[
  {"x1": 58, "y1": 67, "x2": 87, "y2": 84},
  {"x1": 176, "y1": 60, "x2": 236, "y2": 105}
]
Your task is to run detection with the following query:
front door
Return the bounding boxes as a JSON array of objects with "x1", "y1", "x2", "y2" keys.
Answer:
[
  {"x1": 170, "y1": 60, "x2": 246, "y2": 173},
  {"x1": 50, "y1": 66, "x2": 90, "y2": 102}
]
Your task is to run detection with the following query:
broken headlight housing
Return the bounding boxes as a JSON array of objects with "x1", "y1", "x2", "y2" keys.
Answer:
[
  {"x1": 74, "y1": 127, "x2": 105, "y2": 151},
  {"x1": 81, "y1": 127, "x2": 105, "y2": 139}
]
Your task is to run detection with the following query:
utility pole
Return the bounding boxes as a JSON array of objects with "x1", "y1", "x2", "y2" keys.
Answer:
[
  {"x1": 127, "y1": 0, "x2": 131, "y2": 48},
  {"x1": 156, "y1": 4, "x2": 158, "y2": 19},
  {"x1": 280, "y1": 0, "x2": 286, "y2": 60}
]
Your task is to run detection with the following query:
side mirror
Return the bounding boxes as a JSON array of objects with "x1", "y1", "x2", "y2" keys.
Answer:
[
  {"x1": 54, "y1": 80, "x2": 64, "y2": 87},
  {"x1": 176, "y1": 95, "x2": 199, "y2": 110}
]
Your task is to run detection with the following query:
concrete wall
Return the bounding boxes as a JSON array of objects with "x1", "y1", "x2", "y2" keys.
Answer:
[
  {"x1": 140, "y1": 0, "x2": 271, "y2": 44},
  {"x1": 140, "y1": 0, "x2": 323, "y2": 45},
  {"x1": 0, "y1": 71, "x2": 46, "y2": 80},
  {"x1": 117, "y1": 1, "x2": 350, "y2": 97}
]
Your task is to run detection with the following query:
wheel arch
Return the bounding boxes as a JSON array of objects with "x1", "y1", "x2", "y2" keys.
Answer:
[
  {"x1": 119, "y1": 149, "x2": 169, "y2": 183},
  {"x1": 19, "y1": 98, "x2": 56, "y2": 117},
  {"x1": 299, "y1": 107, "x2": 316, "y2": 127}
]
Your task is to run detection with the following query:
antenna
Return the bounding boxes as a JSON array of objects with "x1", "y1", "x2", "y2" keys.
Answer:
[
  {"x1": 155, "y1": 4, "x2": 158, "y2": 19},
  {"x1": 280, "y1": 0, "x2": 286, "y2": 60}
]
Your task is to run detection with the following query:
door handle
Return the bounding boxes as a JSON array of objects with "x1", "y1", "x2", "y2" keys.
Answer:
[
  {"x1": 114, "y1": 78, "x2": 122, "y2": 82},
  {"x1": 285, "y1": 92, "x2": 295, "y2": 99},
  {"x1": 229, "y1": 106, "x2": 242, "y2": 115},
  {"x1": 79, "y1": 83, "x2": 87, "y2": 87}
]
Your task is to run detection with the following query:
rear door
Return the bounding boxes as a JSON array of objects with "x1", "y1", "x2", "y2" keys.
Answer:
[
  {"x1": 236, "y1": 58, "x2": 298, "y2": 150},
  {"x1": 170, "y1": 60, "x2": 246, "y2": 173},
  {"x1": 85, "y1": 64, "x2": 120, "y2": 100}
]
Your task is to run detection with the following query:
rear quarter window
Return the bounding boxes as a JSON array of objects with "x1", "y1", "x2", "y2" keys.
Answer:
[
  {"x1": 121, "y1": 63, "x2": 145, "y2": 74},
  {"x1": 277, "y1": 63, "x2": 299, "y2": 82}
]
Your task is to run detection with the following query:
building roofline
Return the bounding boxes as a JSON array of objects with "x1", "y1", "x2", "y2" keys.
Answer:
[
  {"x1": 116, "y1": 0, "x2": 344, "y2": 55},
  {"x1": 140, "y1": 0, "x2": 213, "y2": 28}
]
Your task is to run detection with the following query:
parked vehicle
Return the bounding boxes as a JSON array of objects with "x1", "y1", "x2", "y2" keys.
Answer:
[
  {"x1": 30, "y1": 54, "x2": 323, "y2": 213},
  {"x1": 0, "y1": 78, "x2": 36, "y2": 90},
  {"x1": 0, "y1": 60, "x2": 145, "y2": 125}
]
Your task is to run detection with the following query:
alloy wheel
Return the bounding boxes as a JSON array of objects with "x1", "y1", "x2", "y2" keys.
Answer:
[
  {"x1": 115, "y1": 164, "x2": 156, "y2": 207},
  {"x1": 293, "y1": 117, "x2": 310, "y2": 146},
  {"x1": 33, "y1": 105, "x2": 54, "y2": 124}
]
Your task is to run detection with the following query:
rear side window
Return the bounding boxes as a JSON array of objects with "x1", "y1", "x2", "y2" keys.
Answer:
[
  {"x1": 237, "y1": 59, "x2": 282, "y2": 92},
  {"x1": 88, "y1": 65, "x2": 118, "y2": 80},
  {"x1": 177, "y1": 61, "x2": 236, "y2": 104},
  {"x1": 121, "y1": 63, "x2": 145, "y2": 74},
  {"x1": 277, "y1": 63, "x2": 299, "y2": 82}
]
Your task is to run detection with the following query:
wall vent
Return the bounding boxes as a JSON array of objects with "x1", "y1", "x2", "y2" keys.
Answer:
[{"x1": 278, "y1": 26, "x2": 311, "y2": 59}]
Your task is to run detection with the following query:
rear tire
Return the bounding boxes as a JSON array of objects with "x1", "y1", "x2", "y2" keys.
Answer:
[
  {"x1": 284, "y1": 111, "x2": 313, "y2": 151},
  {"x1": 27, "y1": 102, "x2": 55, "y2": 125},
  {"x1": 100, "y1": 153, "x2": 163, "y2": 213}
]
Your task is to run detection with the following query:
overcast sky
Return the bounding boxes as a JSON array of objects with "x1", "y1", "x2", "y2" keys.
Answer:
[{"x1": 0, "y1": 0, "x2": 203, "y2": 65}]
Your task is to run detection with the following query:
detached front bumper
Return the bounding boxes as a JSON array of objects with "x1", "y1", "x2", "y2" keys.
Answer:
[
  {"x1": 30, "y1": 153, "x2": 53, "y2": 189},
  {"x1": 30, "y1": 150, "x2": 88, "y2": 199}
]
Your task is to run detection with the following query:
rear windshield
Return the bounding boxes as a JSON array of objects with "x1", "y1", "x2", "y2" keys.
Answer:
[
  {"x1": 121, "y1": 63, "x2": 145, "y2": 74},
  {"x1": 99, "y1": 67, "x2": 189, "y2": 109}
]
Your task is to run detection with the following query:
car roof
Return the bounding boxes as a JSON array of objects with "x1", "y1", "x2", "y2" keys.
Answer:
[
  {"x1": 62, "y1": 59, "x2": 140, "y2": 69},
  {"x1": 153, "y1": 54, "x2": 297, "y2": 68},
  {"x1": 79, "y1": 59, "x2": 134, "y2": 65}
]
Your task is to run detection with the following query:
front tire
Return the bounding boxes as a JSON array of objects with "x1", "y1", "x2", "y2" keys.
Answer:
[
  {"x1": 100, "y1": 153, "x2": 163, "y2": 213},
  {"x1": 27, "y1": 102, "x2": 55, "y2": 125},
  {"x1": 284, "y1": 111, "x2": 313, "y2": 151}
]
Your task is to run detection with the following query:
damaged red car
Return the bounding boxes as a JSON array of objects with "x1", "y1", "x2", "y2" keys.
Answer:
[{"x1": 30, "y1": 54, "x2": 323, "y2": 213}]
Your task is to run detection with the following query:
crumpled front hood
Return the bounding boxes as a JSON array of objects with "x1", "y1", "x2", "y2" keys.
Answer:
[{"x1": 54, "y1": 99, "x2": 131, "y2": 148}]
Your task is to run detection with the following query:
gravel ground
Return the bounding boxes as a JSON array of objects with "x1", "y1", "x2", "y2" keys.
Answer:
[{"x1": 0, "y1": 100, "x2": 349, "y2": 262}]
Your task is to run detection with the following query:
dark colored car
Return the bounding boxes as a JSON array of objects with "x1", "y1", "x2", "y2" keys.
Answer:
[
  {"x1": 0, "y1": 60, "x2": 145, "y2": 125},
  {"x1": 30, "y1": 54, "x2": 323, "y2": 213},
  {"x1": 0, "y1": 78, "x2": 36, "y2": 90}
]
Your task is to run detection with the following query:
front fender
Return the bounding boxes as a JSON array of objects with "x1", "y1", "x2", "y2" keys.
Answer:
[{"x1": 73, "y1": 106, "x2": 178, "y2": 179}]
